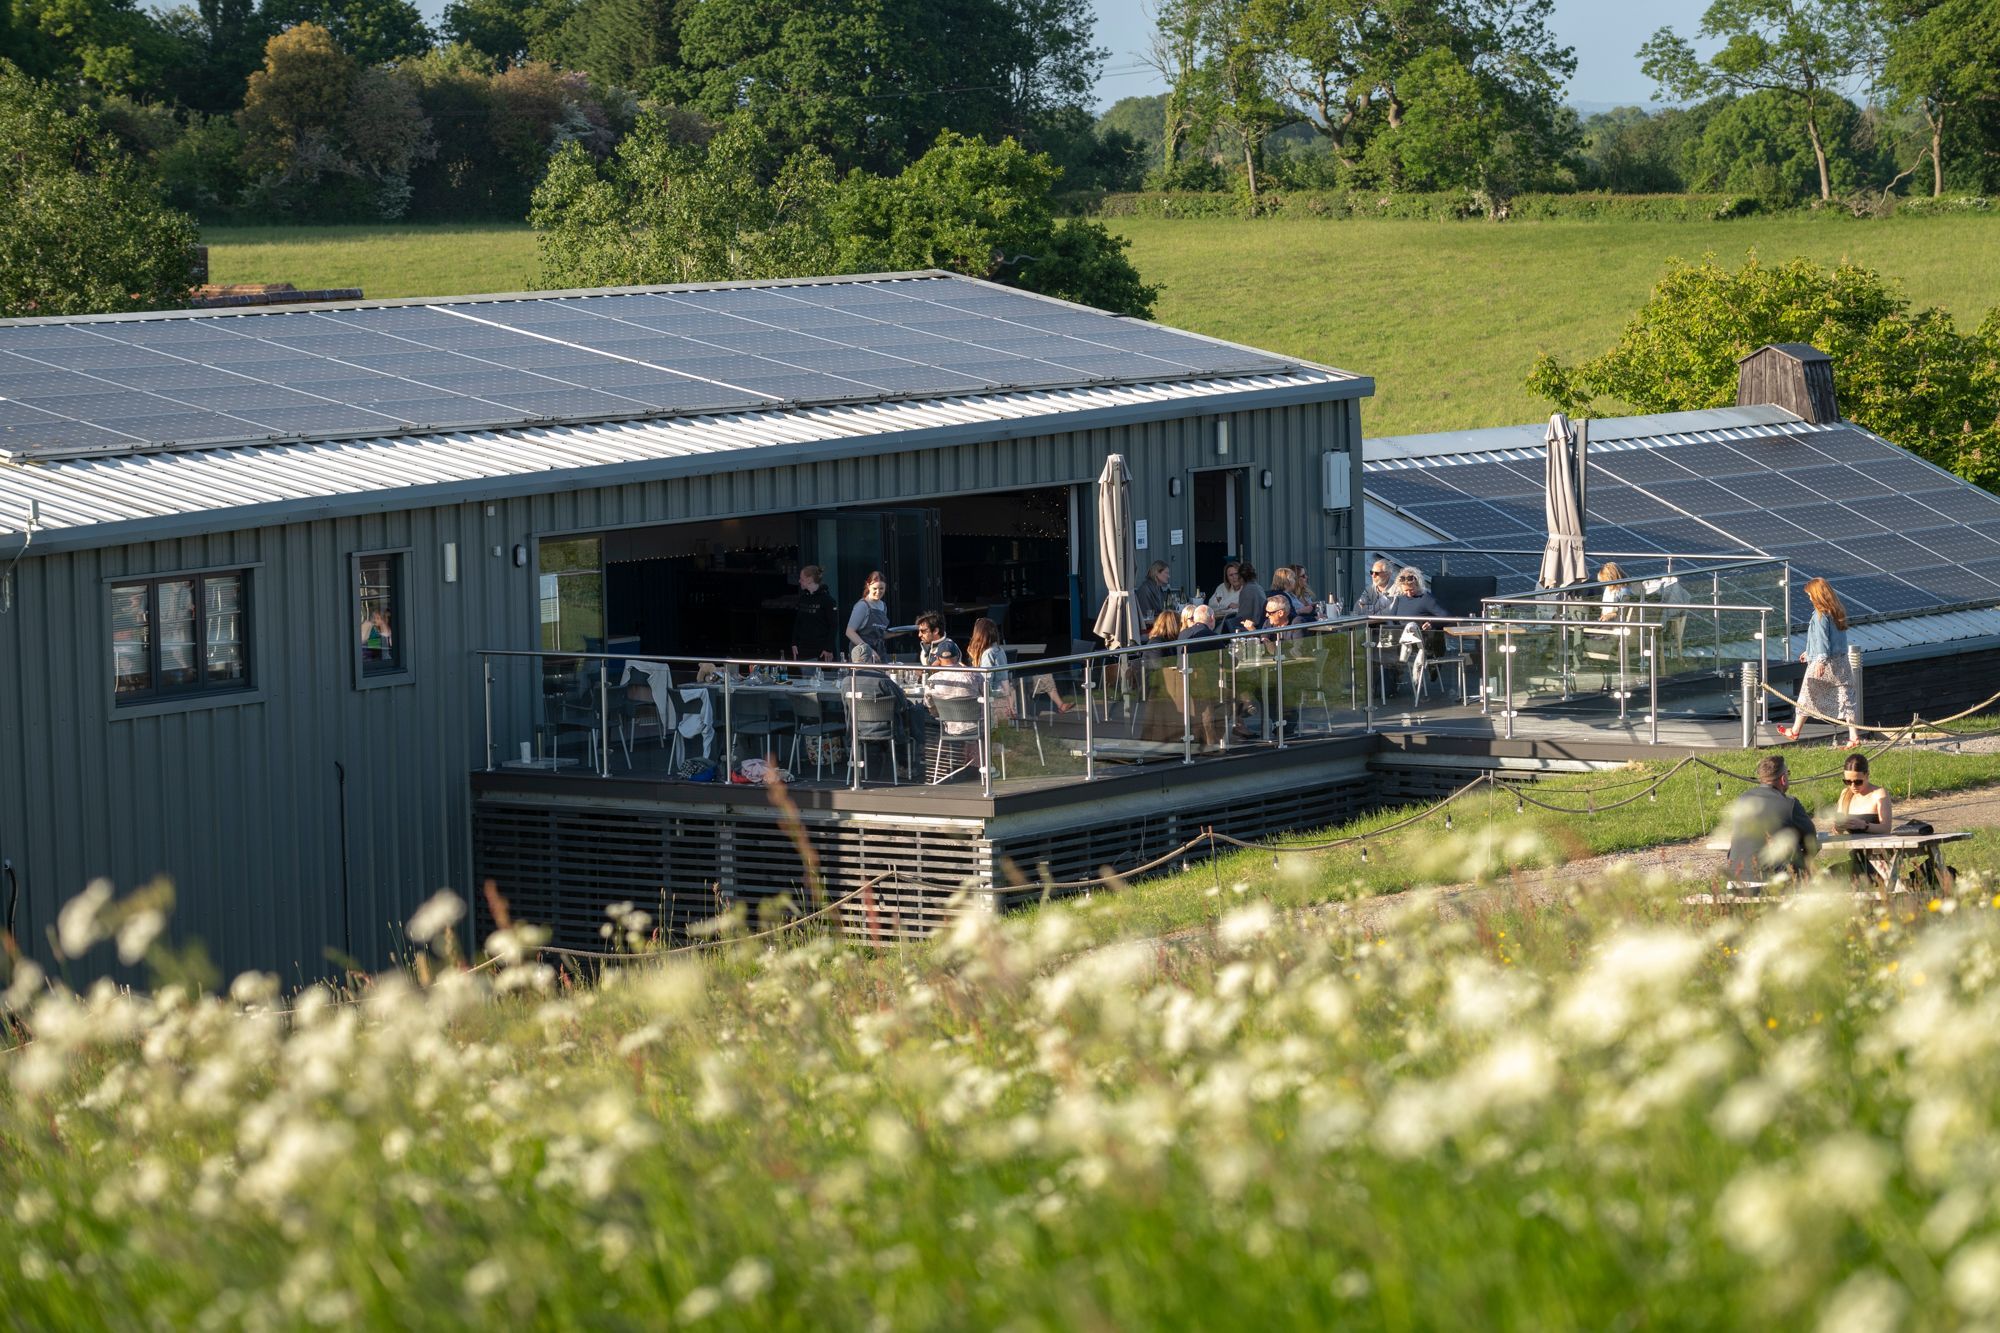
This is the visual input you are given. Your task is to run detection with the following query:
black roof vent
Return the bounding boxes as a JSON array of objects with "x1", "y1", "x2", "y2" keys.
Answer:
[{"x1": 1736, "y1": 343, "x2": 1839, "y2": 424}]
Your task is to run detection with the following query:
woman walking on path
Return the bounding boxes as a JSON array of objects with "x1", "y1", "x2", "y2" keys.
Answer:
[{"x1": 1780, "y1": 576, "x2": 1859, "y2": 747}]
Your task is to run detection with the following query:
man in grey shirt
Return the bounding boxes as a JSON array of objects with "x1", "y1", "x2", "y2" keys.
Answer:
[{"x1": 1724, "y1": 754, "x2": 1819, "y2": 888}]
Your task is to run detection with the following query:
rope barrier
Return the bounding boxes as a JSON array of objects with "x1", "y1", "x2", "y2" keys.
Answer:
[{"x1": 1761, "y1": 679, "x2": 2000, "y2": 736}]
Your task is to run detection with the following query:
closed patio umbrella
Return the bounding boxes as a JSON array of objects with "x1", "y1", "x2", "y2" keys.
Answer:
[
  {"x1": 1091, "y1": 453, "x2": 1140, "y2": 648},
  {"x1": 1538, "y1": 412, "x2": 1589, "y2": 589}
]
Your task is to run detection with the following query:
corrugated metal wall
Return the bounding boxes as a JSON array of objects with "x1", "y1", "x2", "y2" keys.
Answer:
[{"x1": 0, "y1": 396, "x2": 1355, "y2": 980}]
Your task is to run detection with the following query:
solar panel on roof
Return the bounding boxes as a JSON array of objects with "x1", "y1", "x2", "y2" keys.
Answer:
[
  {"x1": 1587, "y1": 484, "x2": 1680, "y2": 524},
  {"x1": 0, "y1": 275, "x2": 1297, "y2": 460},
  {"x1": 1908, "y1": 486, "x2": 2000, "y2": 522}
]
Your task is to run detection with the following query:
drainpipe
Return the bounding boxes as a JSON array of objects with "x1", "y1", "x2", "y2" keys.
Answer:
[{"x1": 333, "y1": 762, "x2": 353, "y2": 961}]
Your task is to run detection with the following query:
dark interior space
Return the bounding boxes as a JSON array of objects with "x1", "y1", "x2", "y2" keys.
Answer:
[{"x1": 583, "y1": 486, "x2": 1076, "y2": 664}]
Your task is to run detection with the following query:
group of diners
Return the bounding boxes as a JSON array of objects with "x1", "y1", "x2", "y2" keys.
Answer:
[
  {"x1": 772, "y1": 566, "x2": 1074, "y2": 779},
  {"x1": 1137, "y1": 558, "x2": 1338, "y2": 634}
]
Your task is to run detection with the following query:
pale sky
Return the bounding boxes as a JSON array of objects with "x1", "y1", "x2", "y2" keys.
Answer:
[{"x1": 1090, "y1": 0, "x2": 1719, "y2": 110}]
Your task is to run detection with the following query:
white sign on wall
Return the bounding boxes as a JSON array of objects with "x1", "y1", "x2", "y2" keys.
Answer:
[
  {"x1": 1135, "y1": 519, "x2": 1149, "y2": 550},
  {"x1": 1169, "y1": 529, "x2": 1184, "y2": 546}
]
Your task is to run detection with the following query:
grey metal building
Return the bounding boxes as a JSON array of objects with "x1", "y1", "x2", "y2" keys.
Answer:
[{"x1": 0, "y1": 272, "x2": 1371, "y2": 978}]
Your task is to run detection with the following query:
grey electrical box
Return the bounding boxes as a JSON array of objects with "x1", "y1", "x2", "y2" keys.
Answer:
[{"x1": 1322, "y1": 450, "x2": 1351, "y2": 510}]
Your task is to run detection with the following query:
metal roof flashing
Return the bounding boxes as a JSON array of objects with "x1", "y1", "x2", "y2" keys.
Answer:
[{"x1": 0, "y1": 367, "x2": 1364, "y2": 556}]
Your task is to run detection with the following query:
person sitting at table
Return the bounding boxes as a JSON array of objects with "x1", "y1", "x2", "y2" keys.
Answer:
[
  {"x1": 1207, "y1": 560, "x2": 1244, "y2": 626},
  {"x1": 1234, "y1": 563, "x2": 1266, "y2": 632},
  {"x1": 1136, "y1": 560, "x2": 1174, "y2": 626},
  {"x1": 1834, "y1": 751, "x2": 1892, "y2": 834},
  {"x1": 1144, "y1": 608, "x2": 1184, "y2": 666},
  {"x1": 845, "y1": 571, "x2": 889, "y2": 662},
  {"x1": 968, "y1": 615, "x2": 1073, "y2": 714},
  {"x1": 1177, "y1": 602, "x2": 1222, "y2": 643},
  {"x1": 791, "y1": 564, "x2": 839, "y2": 662},
  {"x1": 848, "y1": 642, "x2": 927, "y2": 757},
  {"x1": 1270, "y1": 567, "x2": 1310, "y2": 620},
  {"x1": 926, "y1": 643, "x2": 983, "y2": 732},
  {"x1": 1291, "y1": 565, "x2": 1318, "y2": 614},
  {"x1": 1724, "y1": 754, "x2": 1819, "y2": 888},
  {"x1": 1354, "y1": 557, "x2": 1397, "y2": 619},
  {"x1": 1385, "y1": 566, "x2": 1450, "y2": 702},
  {"x1": 1596, "y1": 561, "x2": 1632, "y2": 622},
  {"x1": 914, "y1": 611, "x2": 958, "y2": 667},
  {"x1": 1261, "y1": 595, "x2": 1302, "y2": 646}
]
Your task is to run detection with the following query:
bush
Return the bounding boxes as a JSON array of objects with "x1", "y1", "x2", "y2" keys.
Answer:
[
  {"x1": 1088, "y1": 190, "x2": 1764, "y2": 222},
  {"x1": 1896, "y1": 196, "x2": 1994, "y2": 215}
]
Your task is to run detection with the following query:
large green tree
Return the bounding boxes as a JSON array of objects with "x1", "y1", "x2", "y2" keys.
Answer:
[
  {"x1": 667, "y1": 0, "x2": 1100, "y2": 175},
  {"x1": 1876, "y1": 0, "x2": 2000, "y2": 196},
  {"x1": 438, "y1": 0, "x2": 573, "y2": 66},
  {"x1": 532, "y1": 118, "x2": 1156, "y2": 315},
  {"x1": 154, "y1": 0, "x2": 273, "y2": 113},
  {"x1": 1687, "y1": 88, "x2": 1882, "y2": 202},
  {"x1": 0, "y1": 65, "x2": 200, "y2": 315},
  {"x1": 1640, "y1": 0, "x2": 1879, "y2": 201},
  {"x1": 1528, "y1": 254, "x2": 2000, "y2": 488},
  {"x1": 1, "y1": 0, "x2": 186, "y2": 91},
  {"x1": 262, "y1": 0, "x2": 432, "y2": 65}
]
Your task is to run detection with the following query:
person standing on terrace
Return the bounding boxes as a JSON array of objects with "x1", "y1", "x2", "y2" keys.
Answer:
[
  {"x1": 791, "y1": 565, "x2": 838, "y2": 662},
  {"x1": 845, "y1": 571, "x2": 889, "y2": 663},
  {"x1": 1779, "y1": 577, "x2": 1859, "y2": 748}
]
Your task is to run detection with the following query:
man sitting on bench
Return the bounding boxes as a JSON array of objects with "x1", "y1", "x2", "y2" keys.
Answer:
[{"x1": 1723, "y1": 755, "x2": 1819, "y2": 891}]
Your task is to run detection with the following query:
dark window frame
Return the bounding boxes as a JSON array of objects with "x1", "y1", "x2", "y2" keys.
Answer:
[
  {"x1": 352, "y1": 548, "x2": 414, "y2": 688},
  {"x1": 109, "y1": 568, "x2": 255, "y2": 708}
]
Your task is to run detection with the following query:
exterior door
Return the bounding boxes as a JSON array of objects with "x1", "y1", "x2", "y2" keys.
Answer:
[{"x1": 1190, "y1": 469, "x2": 1247, "y2": 592}]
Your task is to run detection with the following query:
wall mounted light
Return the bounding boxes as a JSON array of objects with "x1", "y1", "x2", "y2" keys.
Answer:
[
  {"x1": 1216, "y1": 419, "x2": 1231, "y2": 456},
  {"x1": 1168, "y1": 476, "x2": 1182, "y2": 497},
  {"x1": 1260, "y1": 469, "x2": 1274, "y2": 490},
  {"x1": 512, "y1": 543, "x2": 528, "y2": 568},
  {"x1": 443, "y1": 542, "x2": 459, "y2": 583}
]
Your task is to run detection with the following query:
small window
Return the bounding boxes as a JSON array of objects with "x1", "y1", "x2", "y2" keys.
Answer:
[
  {"x1": 355, "y1": 552, "x2": 406, "y2": 681},
  {"x1": 112, "y1": 571, "x2": 251, "y2": 705}
]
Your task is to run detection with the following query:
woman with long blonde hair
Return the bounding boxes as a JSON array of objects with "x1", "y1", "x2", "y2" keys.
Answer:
[{"x1": 1780, "y1": 577, "x2": 1858, "y2": 747}]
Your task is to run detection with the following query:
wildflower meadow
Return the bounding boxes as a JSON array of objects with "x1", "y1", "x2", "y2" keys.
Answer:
[{"x1": 8, "y1": 844, "x2": 2000, "y2": 1329}]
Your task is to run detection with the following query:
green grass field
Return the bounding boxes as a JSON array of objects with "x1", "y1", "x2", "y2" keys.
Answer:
[{"x1": 205, "y1": 214, "x2": 2000, "y2": 437}]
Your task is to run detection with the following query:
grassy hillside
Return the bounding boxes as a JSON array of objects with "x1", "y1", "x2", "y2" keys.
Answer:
[{"x1": 204, "y1": 214, "x2": 2000, "y2": 438}]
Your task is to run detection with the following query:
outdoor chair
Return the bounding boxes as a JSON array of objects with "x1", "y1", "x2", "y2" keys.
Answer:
[
  {"x1": 929, "y1": 695, "x2": 987, "y2": 783},
  {"x1": 1413, "y1": 650, "x2": 1469, "y2": 707},
  {"x1": 789, "y1": 694, "x2": 846, "y2": 782},
  {"x1": 847, "y1": 696, "x2": 908, "y2": 785},
  {"x1": 727, "y1": 692, "x2": 794, "y2": 766}
]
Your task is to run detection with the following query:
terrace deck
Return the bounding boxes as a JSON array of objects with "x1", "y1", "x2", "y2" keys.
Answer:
[{"x1": 470, "y1": 684, "x2": 1837, "y2": 952}]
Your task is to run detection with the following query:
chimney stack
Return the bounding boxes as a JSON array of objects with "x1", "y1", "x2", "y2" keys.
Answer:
[{"x1": 1736, "y1": 344, "x2": 1839, "y2": 424}]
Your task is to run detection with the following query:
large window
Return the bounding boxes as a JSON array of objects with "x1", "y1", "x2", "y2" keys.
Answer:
[
  {"x1": 355, "y1": 551, "x2": 406, "y2": 681},
  {"x1": 111, "y1": 571, "x2": 250, "y2": 705}
]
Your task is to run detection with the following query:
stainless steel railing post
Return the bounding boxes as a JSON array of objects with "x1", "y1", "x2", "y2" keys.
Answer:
[
  {"x1": 1274, "y1": 644, "x2": 1287, "y2": 749},
  {"x1": 1502, "y1": 623, "x2": 1515, "y2": 741},
  {"x1": 1648, "y1": 624, "x2": 1659, "y2": 745},
  {"x1": 1082, "y1": 675, "x2": 1097, "y2": 781},
  {"x1": 598, "y1": 663, "x2": 610, "y2": 778},
  {"x1": 1740, "y1": 662, "x2": 1757, "y2": 749},
  {"x1": 980, "y1": 684, "x2": 994, "y2": 798},
  {"x1": 1180, "y1": 648, "x2": 1194, "y2": 765},
  {"x1": 1848, "y1": 646, "x2": 1864, "y2": 731}
]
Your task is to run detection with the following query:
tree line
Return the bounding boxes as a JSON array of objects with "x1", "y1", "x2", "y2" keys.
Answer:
[
  {"x1": 0, "y1": 0, "x2": 1145, "y2": 224},
  {"x1": 1119, "y1": 0, "x2": 2000, "y2": 206}
]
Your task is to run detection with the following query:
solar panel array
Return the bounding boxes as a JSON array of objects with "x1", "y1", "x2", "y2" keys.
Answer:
[
  {"x1": 0, "y1": 276, "x2": 1294, "y2": 462},
  {"x1": 1365, "y1": 426, "x2": 2000, "y2": 618}
]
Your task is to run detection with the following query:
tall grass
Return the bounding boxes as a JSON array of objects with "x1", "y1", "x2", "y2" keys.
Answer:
[{"x1": 9, "y1": 853, "x2": 2000, "y2": 1327}]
